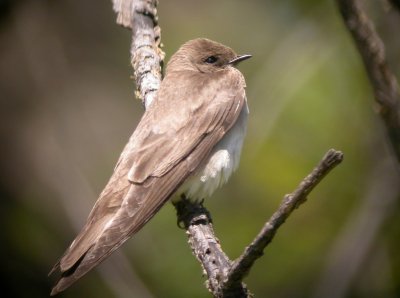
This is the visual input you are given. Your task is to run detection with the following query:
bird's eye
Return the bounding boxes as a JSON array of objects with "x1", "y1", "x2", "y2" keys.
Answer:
[{"x1": 204, "y1": 56, "x2": 218, "y2": 64}]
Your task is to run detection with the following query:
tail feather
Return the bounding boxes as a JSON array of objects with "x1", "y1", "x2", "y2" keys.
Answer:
[
  {"x1": 49, "y1": 109, "x2": 226, "y2": 294},
  {"x1": 49, "y1": 180, "x2": 169, "y2": 295},
  {"x1": 50, "y1": 251, "x2": 89, "y2": 296}
]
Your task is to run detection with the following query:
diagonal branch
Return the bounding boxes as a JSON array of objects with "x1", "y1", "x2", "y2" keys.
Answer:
[
  {"x1": 111, "y1": 2, "x2": 345, "y2": 297},
  {"x1": 175, "y1": 149, "x2": 343, "y2": 297},
  {"x1": 223, "y1": 149, "x2": 343, "y2": 292},
  {"x1": 336, "y1": 0, "x2": 400, "y2": 162}
]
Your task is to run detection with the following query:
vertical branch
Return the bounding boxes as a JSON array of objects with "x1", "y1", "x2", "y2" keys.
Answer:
[
  {"x1": 336, "y1": 0, "x2": 400, "y2": 161},
  {"x1": 174, "y1": 196, "x2": 250, "y2": 298},
  {"x1": 113, "y1": 0, "x2": 164, "y2": 108},
  {"x1": 110, "y1": 3, "x2": 345, "y2": 297}
]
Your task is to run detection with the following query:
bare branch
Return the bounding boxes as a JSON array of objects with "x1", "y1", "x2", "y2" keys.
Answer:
[
  {"x1": 174, "y1": 197, "x2": 250, "y2": 298},
  {"x1": 223, "y1": 149, "x2": 343, "y2": 292},
  {"x1": 336, "y1": 0, "x2": 400, "y2": 161},
  {"x1": 175, "y1": 149, "x2": 343, "y2": 297},
  {"x1": 112, "y1": 0, "x2": 164, "y2": 108},
  {"x1": 111, "y1": 3, "x2": 345, "y2": 296}
]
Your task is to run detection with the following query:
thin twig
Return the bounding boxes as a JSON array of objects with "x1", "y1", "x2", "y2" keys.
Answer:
[
  {"x1": 222, "y1": 149, "x2": 343, "y2": 292},
  {"x1": 111, "y1": 3, "x2": 345, "y2": 296},
  {"x1": 112, "y1": 0, "x2": 164, "y2": 108},
  {"x1": 336, "y1": 0, "x2": 400, "y2": 162},
  {"x1": 175, "y1": 149, "x2": 343, "y2": 297}
]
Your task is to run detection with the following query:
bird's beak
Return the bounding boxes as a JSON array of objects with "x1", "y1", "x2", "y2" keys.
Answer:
[{"x1": 228, "y1": 54, "x2": 252, "y2": 65}]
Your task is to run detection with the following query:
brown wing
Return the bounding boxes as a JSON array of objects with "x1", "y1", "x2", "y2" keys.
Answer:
[
  {"x1": 50, "y1": 69, "x2": 246, "y2": 295},
  {"x1": 126, "y1": 70, "x2": 246, "y2": 183}
]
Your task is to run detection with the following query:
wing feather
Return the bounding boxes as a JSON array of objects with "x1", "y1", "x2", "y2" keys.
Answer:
[{"x1": 50, "y1": 68, "x2": 246, "y2": 295}]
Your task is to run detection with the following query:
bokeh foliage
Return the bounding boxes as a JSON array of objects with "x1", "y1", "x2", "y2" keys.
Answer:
[{"x1": 1, "y1": 0, "x2": 399, "y2": 297}]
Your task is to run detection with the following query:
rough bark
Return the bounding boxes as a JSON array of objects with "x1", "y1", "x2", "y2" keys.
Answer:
[
  {"x1": 175, "y1": 150, "x2": 343, "y2": 297},
  {"x1": 113, "y1": 0, "x2": 164, "y2": 108},
  {"x1": 112, "y1": 2, "x2": 345, "y2": 296},
  {"x1": 336, "y1": 0, "x2": 400, "y2": 162}
]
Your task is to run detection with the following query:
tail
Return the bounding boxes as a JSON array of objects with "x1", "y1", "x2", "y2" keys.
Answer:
[{"x1": 49, "y1": 176, "x2": 173, "y2": 295}]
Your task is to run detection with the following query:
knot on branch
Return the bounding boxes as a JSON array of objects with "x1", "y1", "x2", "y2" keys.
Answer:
[{"x1": 133, "y1": 0, "x2": 159, "y2": 23}]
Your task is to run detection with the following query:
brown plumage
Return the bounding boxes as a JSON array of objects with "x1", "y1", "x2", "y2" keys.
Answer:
[{"x1": 49, "y1": 38, "x2": 251, "y2": 295}]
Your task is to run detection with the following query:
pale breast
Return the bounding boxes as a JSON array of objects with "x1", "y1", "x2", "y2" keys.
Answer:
[{"x1": 178, "y1": 103, "x2": 249, "y2": 200}]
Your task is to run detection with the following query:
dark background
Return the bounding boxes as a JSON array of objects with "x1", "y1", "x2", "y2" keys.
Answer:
[{"x1": 1, "y1": 0, "x2": 400, "y2": 297}]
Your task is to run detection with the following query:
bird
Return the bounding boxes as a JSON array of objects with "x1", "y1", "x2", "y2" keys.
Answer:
[{"x1": 49, "y1": 38, "x2": 251, "y2": 295}]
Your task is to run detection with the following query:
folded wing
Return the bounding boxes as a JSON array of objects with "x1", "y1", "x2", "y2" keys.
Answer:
[{"x1": 50, "y1": 69, "x2": 246, "y2": 295}]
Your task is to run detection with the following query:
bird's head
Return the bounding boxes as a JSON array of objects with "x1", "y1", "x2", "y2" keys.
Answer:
[{"x1": 166, "y1": 38, "x2": 251, "y2": 74}]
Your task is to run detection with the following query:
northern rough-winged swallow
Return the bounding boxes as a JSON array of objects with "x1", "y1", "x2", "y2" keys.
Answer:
[{"x1": 50, "y1": 38, "x2": 251, "y2": 295}]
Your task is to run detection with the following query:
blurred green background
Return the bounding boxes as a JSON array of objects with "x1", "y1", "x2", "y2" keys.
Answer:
[{"x1": 1, "y1": 0, "x2": 400, "y2": 297}]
